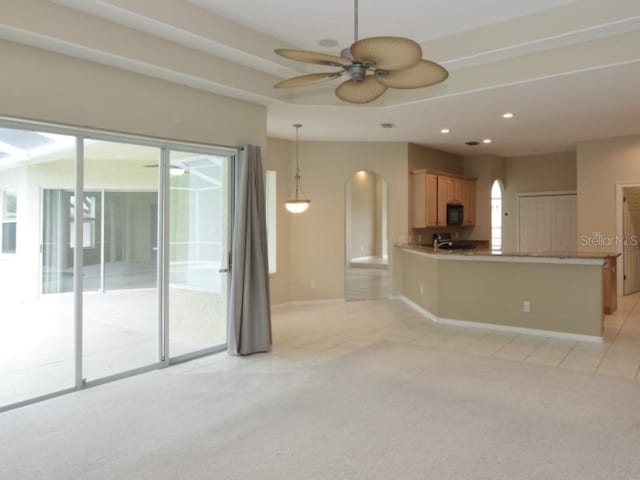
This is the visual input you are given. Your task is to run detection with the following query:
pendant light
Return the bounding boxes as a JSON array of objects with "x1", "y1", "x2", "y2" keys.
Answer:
[{"x1": 285, "y1": 124, "x2": 311, "y2": 213}]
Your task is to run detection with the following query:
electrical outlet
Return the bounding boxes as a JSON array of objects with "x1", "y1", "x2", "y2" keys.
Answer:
[
  {"x1": 310, "y1": 280, "x2": 317, "y2": 289},
  {"x1": 420, "y1": 285, "x2": 424, "y2": 295},
  {"x1": 523, "y1": 301, "x2": 531, "y2": 313}
]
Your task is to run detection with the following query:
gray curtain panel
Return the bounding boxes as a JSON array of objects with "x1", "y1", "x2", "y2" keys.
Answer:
[{"x1": 227, "y1": 145, "x2": 272, "y2": 355}]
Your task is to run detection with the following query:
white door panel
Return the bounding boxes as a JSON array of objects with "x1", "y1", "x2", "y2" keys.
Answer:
[
  {"x1": 519, "y1": 194, "x2": 576, "y2": 254},
  {"x1": 623, "y1": 192, "x2": 640, "y2": 295}
]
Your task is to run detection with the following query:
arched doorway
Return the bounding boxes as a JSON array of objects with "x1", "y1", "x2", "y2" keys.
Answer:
[{"x1": 345, "y1": 170, "x2": 390, "y2": 301}]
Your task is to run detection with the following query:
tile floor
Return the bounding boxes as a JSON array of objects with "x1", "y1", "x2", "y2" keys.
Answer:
[
  {"x1": 344, "y1": 267, "x2": 390, "y2": 301},
  {"x1": 268, "y1": 292, "x2": 640, "y2": 381}
]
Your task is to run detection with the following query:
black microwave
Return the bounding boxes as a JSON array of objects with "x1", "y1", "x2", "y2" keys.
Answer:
[{"x1": 447, "y1": 204, "x2": 464, "y2": 226}]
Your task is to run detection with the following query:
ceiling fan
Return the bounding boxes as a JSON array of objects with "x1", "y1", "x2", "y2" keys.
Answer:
[{"x1": 273, "y1": 0, "x2": 448, "y2": 104}]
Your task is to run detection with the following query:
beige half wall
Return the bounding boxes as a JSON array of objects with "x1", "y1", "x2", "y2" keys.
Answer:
[{"x1": 395, "y1": 246, "x2": 603, "y2": 339}]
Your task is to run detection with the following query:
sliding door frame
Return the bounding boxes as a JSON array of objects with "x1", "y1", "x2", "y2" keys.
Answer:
[
  {"x1": 0, "y1": 116, "x2": 237, "y2": 412},
  {"x1": 166, "y1": 149, "x2": 235, "y2": 366}
]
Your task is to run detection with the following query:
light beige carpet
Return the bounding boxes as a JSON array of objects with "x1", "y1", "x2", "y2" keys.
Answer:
[{"x1": 1, "y1": 341, "x2": 640, "y2": 479}]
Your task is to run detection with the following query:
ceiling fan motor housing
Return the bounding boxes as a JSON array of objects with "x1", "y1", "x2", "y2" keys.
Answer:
[{"x1": 347, "y1": 63, "x2": 368, "y2": 81}]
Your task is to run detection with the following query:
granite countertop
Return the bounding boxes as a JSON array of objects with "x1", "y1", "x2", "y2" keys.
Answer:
[{"x1": 396, "y1": 243, "x2": 617, "y2": 260}]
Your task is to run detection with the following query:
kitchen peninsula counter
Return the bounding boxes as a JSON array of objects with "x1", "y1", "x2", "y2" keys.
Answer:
[
  {"x1": 397, "y1": 243, "x2": 611, "y2": 263},
  {"x1": 394, "y1": 244, "x2": 606, "y2": 341}
]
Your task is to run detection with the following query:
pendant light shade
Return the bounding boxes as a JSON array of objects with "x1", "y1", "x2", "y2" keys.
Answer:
[
  {"x1": 285, "y1": 124, "x2": 310, "y2": 214},
  {"x1": 284, "y1": 199, "x2": 310, "y2": 213}
]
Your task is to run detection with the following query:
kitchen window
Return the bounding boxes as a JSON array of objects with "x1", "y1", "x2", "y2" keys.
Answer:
[
  {"x1": 1, "y1": 189, "x2": 17, "y2": 254},
  {"x1": 491, "y1": 180, "x2": 503, "y2": 251}
]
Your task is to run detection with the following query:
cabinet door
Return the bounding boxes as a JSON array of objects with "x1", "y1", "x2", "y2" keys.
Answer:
[
  {"x1": 425, "y1": 173, "x2": 438, "y2": 227},
  {"x1": 453, "y1": 178, "x2": 464, "y2": 204},
  {"x1": 411, "y1": 171, "x2": 426, "y2": 228},
  {"x1": 464, "y1": 180, "x2": 476, "y2": 226},
  {"x1": 437, "y1": 176, "x2": 448, "y2": 226}
]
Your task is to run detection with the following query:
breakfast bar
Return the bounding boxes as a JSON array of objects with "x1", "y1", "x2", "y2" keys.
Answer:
[{"x1": 394, "y1": 244, "x2": 609, "y2": 342}]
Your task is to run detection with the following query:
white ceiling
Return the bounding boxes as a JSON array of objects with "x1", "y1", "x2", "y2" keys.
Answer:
[
  {"x1": 4, "y1": 0, "x2": 640, "y2": 156},
  {"x1": 268, "y1": 61, "x2": 640, "y2": 157},
  {"x1": 190, "y1": 0, "x2": 579, "y2": 50}
]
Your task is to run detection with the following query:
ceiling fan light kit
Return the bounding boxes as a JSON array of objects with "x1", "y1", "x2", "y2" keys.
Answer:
[{"x1": 274, "y1": 0, "x2": 448, "y2": 104}]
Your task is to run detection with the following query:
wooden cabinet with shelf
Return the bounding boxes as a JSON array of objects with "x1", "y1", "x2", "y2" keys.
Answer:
[
  {"x1": 411, "y1": 170, "x2": 477, "y2": 229},
  {"x1": 436, "y1": 175, "x2": 449, "y2": 226},
  {"x1": 463, "y1": 179, "x2": 476, "y2": 226}
]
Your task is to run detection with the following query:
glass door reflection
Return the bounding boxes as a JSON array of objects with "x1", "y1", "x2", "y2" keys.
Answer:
[
  {"x1": 82, "y1": 139, "x2": 161, "y2": 381},
  {"x1": 0, "y1": 126, "x2": 76, "y2": 407},
  {"x1": 169, "y1": 150, "x2": 230, "y2": 357}
]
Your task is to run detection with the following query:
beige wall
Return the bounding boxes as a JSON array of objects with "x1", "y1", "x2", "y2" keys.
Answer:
[
  {"x1": 347, "y1": 171, "x2": 381, "y2": 260},
  {"x1": 288, "y1": 141, "x2": 408, "y2": 300},
  {"x1": 264, "y1": 138, "x2": 293, "y2": 305},
  {"x1": 408, "y1": 143, "x2": 463, "y2": 173},
  {"x1": 577, "y1": 135, "x2": 640, "y2": 253},
  {"x1": 376, "y1": 175, "x2": 388, "y2": 256},
  {"x1": 502, "y1": 151, "x2": 577, "y2": 251},
  {"x1": 0, "y1": 40, "x2": 266, "y2": 149}
]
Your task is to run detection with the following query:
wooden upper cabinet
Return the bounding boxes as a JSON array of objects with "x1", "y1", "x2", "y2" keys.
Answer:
[
  {"x1": 463, "y1": 179, "x2": 476, "y2": 226},
  {"x1": 411, "y1": 170, "x2": 476, "y2": 229},
  {"x1": 453, "y1": 178, "x2": 464, "y2": 204},
  {"x1": 411, "y1": 171, "x2": 438, "y2": 228},
  {"x1": 437, "y1": 175, "x2": 448, "y2": 226},
  {"x1": 425, "y1": 173, "x2": 438, "y2": 227}
]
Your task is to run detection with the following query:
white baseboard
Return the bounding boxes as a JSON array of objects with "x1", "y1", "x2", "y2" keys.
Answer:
[
  {"x1": 271, "y1": 298, "x2": 346, "y2": 310},
  {"x1": 397, "y1": 295, "x2": 603, "y2": 344}
]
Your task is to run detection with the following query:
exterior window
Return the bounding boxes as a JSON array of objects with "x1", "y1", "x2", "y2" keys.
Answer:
[
  {"x1": 69, "y1": 194, "x2": 97, "y2": 248},
  {"x1": 265, "y1": 170, "x2": 277, "y2": 274},
  {"x1": 491, "y1": 180, "x2": 503, "y2": 251},
  {"x1": 1, "y1": 189, "x2": 17, "y2": 254}
]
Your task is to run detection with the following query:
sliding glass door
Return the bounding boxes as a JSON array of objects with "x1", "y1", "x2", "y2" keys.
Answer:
[
  {"x1": 82, "y1": 139, "x2": 162, "y2": 381},
  {"x1": 0, "y1": 126, "x2": 76, "y2": 407},
  {"x1": 169, "y1": 150, "x2": 230, "y2": 358},
  {"x1": 0, "y1": 120, "x2": 235, "y2": 412}
]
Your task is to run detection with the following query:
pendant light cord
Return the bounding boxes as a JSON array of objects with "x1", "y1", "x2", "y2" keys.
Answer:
[{"x1": 294, "y1": 124, "x2": 302, "y2": 198}]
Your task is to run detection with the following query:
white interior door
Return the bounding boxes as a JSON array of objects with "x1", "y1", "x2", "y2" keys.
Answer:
[
  {"x1": 519, "y1": 194, "x2": 576, "y2": 254},
  {"x1": 623, "y1": 190, "x2": 640, "y2": 295},
  {"x1": 551, "y1": 195, "x2": 577, "y2": 252},
  {"x1": 519, "y1": 196, "x2": 552, "y2": 253}
]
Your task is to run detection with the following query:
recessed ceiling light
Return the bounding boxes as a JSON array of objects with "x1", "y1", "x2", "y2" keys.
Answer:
[
  {"x1": 380, "y1": 123, "x2": 394, "y2": 129},
  {"x1": 318, "y1": 38, "x2": 338, "y2": 47},
  {"x1": 502, "y1": 112, "x2": 514, "y2": 119},
  {"x1": 483, "y1": 138, "x2": 492, "y2": 144},
  {"x1": 441, "y1": 128, "x2": 450, "y2": 134}
]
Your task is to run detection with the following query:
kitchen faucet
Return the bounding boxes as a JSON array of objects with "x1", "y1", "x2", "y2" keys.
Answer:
[
  {"x1": 433, "y1": 232, "x2": 454, "y2": 250},
  {"x1": 433, "y1": 239, "x2": 453, "y2": 250}
]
